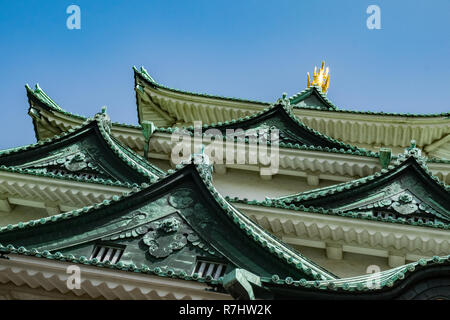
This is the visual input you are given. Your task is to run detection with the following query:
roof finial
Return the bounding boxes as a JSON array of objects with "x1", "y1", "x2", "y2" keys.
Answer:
[
  {"x1": 188, "y1": 144, "x2": 213, "y2": 179},
  {"x1": 307, "y1": 61, "x2": 330, "y2": 93},
  {"x1": 404, "y1": 139, "x2": 422, "y2": 158},
  {"x1": 139, "y1": 66, "x2": 155, "y2": 82},
  {"x1": 95, "y1": 106, "x2": 111, "y2": 133},
  {"x1": 276, "y1": 92, "x2": 291, "y2": 110}
]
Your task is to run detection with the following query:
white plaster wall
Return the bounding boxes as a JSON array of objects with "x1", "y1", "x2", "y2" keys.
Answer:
[
  {"x1": 0, "y1": 205, "x2": 48, "y2": 226},
  {"x1": 212, "y1": 168, "x2": 337, "y2": 200},
  {"x1": 291, "y1": 245, "x2": 392, "y2": 278},
  {"x1": 149, "y1": 158, "x2": 339, "y2": 200}
]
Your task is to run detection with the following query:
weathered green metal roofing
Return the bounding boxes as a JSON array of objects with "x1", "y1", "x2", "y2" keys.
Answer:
[
  {"x1": 290, "y1": 87, "x2": 450, "y2": 117},
  {"x1": 257, "y1": 254, "x2": 450, "y2": 299},
  {"x1": 229, "y1": 197, "x2": 450, "y2": 231},
  {"x1": 0, "y1": 108, "x2": 165, "y2": 185},
  {"x1": 134, "y1": 66, "x2": 270, "y2": 106},
  {"x1": 229, "y1": 147, "x2": 450, "y2": 229},
  {"x1": 27, "y1": 83, "x2": 450, "y2": 164},
  {"x1": 2, "y1": 227, "x2": 448, "y2": 299},
  {"x1": 0, "y1": 160, "x2": 337, "y2": 281},
  {"x1": 27, "y1": 83, "x2": 381, "y2": 158},
  {"x1": 186, "y1": 96, "x2": 362, "y2": 152},
  {"x1": 271, "y1": 146, "x2": 450, "y2": 224},
  {"x1": 289, "y1": 86, "x2": 337, "y2": 110},
  {"x1": 135, "y1": 66, "x2": 450, "y2": 117},
  {"x1": 26, "y1": 84, "x2": 142, "y2": 140}
]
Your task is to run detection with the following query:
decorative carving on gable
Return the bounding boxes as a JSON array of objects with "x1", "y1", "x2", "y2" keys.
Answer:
[
  {"x1": 392, "y1": 193, "x2": 418, "y2": 215},
  {"x1": 349, "y1": 187, "x2": 447, "y2": 223},
  {"x1": 140, "y1": 214, "x2": 218, "y2": 259},
  {"x1": 142, "y1": 217, "x2": 189, "y2": 258},
  {"x1": 103, "y1": 202, "x2": 219, "y2": 260},
  {"x1": 16, "y1": 143, "x2": 110, "y2": 180}
]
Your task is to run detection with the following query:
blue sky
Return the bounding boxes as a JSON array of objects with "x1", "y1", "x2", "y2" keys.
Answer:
[{"x1": 0, "y1": 0, "x2": 449, "y2": 148}]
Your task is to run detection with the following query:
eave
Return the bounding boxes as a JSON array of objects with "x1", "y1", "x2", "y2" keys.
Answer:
[
  {"x1": 23, "y1": 95, "x2": 164, "y2": 183},
  {"x1": 27, "y1": 80, "x2": 450, "y2": 161},
  {"x1": 1, "y1": 160, "x2": 448, "y2": 277},
  {"x1": 133, "y1": 68, "x2": 450, "y2": 152},
  {"x1": 233, "y1": 202, "x2": 450, "y2": 262},
  {"x1": 195, "y1": 101, "x2": 361, "y2": 152},
  {"x1": 27, "y1": 102, "x2": 450, "y2": 184},
  {"x1": 259, "y1": 256, "x2": 450, "y2": 299},
  {"x1": 294, "y1": 108, "x2": 450, "y2": 151},
  {"x1": 0, "y1": 254, "x2": 228, "y2": 300},
  {"x1": 1, "y1": 165, "x2": 447, "y2": 269},
  {"x1": 272, "y1": 152, "x2": 450, "y2": 223},
  {"x1": 149, "y1": 132, "x2": 382, "y2": 180},
  {"x1": 0, "y1": 169, "x2": 127, "y2": 223},
  {"x1": 0, "y1": 162, "x2": 337, "y2": 281},
  {"x1": 134, "y1": 66, "x2": 267, "y2": 127}
]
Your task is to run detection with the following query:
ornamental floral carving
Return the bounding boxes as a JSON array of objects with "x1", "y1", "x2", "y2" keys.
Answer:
[
  {"x1": 142, "y1": 216, "x2": 190, "y2": 258},
  {"x1": 18, "y1": 144, "x2": 106, "y2": 178},
  {"x1": 392, "y1": 192, "x2": 418, "y2": 215}
]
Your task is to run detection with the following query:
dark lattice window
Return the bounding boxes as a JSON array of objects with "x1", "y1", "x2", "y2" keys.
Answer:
[
  {"x1": 193, "y1": 260, "x2": 227, "y2": 279},
  {"x1": 89, "y1": 244, "x2": 124, "y2": 263}
]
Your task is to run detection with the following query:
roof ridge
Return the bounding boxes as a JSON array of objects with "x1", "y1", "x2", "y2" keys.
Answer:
[
  {"x1": 293, "y1": 104, "x2": 450, "y2": 117},
  {"x1": 278, "y1": 98, "x2": 359, "y2": 151},
  {"x1": 109, "y1": 134, "x2": 166, "y2": 176},
  {"x1": 261, "y1": 254, "x2": 450, "y2": 291},
  {"x1": 93, "y1": 110, "x2": 162, "y2": 181},
  {"x1": 0, "y1": 161, "x2": 337, "y2": 280},
  {"x1": 26, "y1": 84, "x2": 63, "y2": 111},
  {"x1": 27, "y1": 83, "x2": 157, "y2": 131},
  {"x1": 0, "y1": 116, "x2": 96, "y2": 157},
  {"x1": 1, "y1": 111, "x2": 162, "y2": 182},
  {"x1": 166, "y1": 97, "x2": 371, "y2": 156},
  {"x1": 228, "y1": 196, "x2": 450, "y2": 230},
  {"x1": 135, "y1": 66, "x2": 450, "y2": 117},
  {"x1": 170, "y1": 158, "x2": 338, "y2": 280},
  {"x1": 134, "y1": 66, "x2": 270, "y2": 105},
  {"x1": 27, "y1": 84, "x2": 88, "y2": 120},
  {"x1": 0, "y1": 164, "x2": 134, "y2": 188},
  {"x1": 273, "y1": 145, "x2": 448, "y2": 203},
  {"x1": 292, "y1": 96, "x2": 450, "y2": 117},
  {"x1": 289, "y1": 86, "x2": 338, "y2": 110}
]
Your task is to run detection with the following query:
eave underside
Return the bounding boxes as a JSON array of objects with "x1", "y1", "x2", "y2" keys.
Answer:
[
  {"x1": 0, "y1": 254, "x2": 228, "y2": 300},
  {"x1": 135, "y1": 81, "x2": 450, "y2": 152},
  {"x1": 28, "y1": 108, "x2": 450, "y2": 185}
]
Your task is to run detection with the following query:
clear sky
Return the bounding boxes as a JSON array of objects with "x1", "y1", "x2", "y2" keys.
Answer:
[{"x1": 0, "y1": 0, "x2": 449, "y2": 148}]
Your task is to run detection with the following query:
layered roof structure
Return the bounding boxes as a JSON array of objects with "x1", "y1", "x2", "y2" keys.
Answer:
[
  {"x1": 29, "y1": 83, "x2": 433, "y2": 186},
  {"x1": 2, "y1": 107, "x2": 165, "y2": 185},
  {"x1": 0, "y1": 158, "x2": 449, "y2": 300},
  {"x1": 195, "y1": 97, "x2": 359, "y2": 152},
  {"x1": 272, "y1": 145, "x2": 450, "y2": 225},
  {"x1": 0, "y1": 159, "x2": 336, "y2": 281},
  {"x1": 254, "y1": 254, "x2": 450, "y2": 299},
  {"x1": 134, "y1": 66, "x2": 450, "y2": 158},
  {"x1": 1, "y1": 63, "x2": 447, "y2": 300}
]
